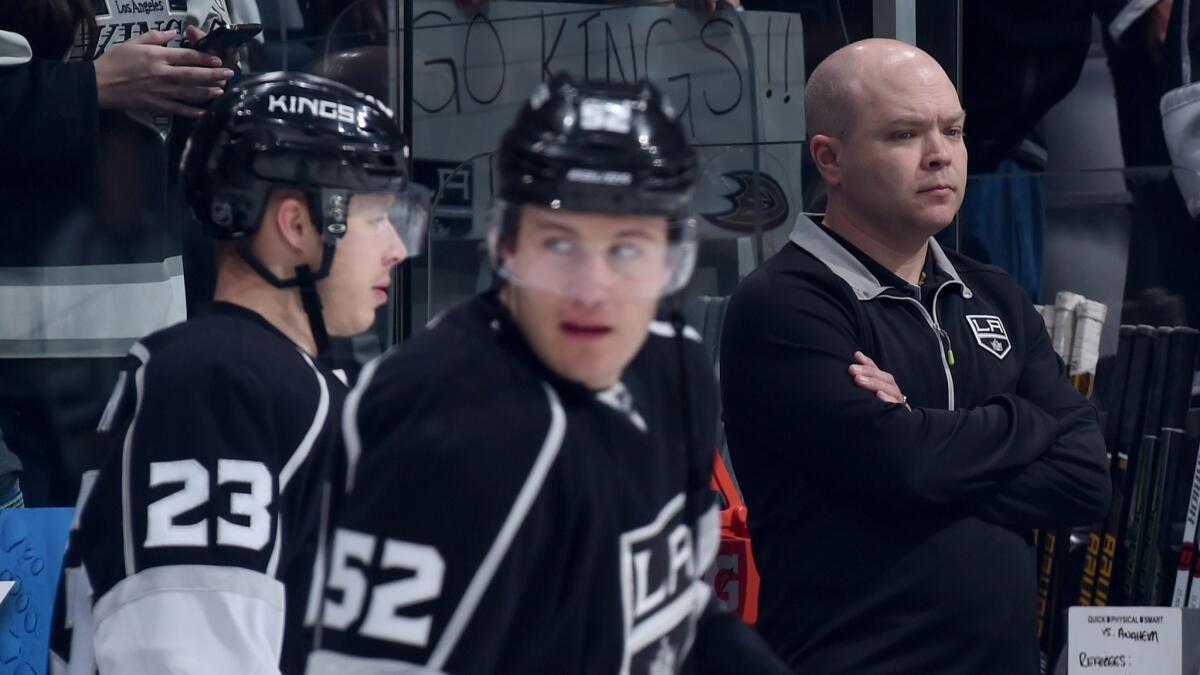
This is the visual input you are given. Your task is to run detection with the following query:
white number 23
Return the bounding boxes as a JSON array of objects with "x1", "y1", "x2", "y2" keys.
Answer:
[{"x1": 144, "y1": 459, "x2": 273, "y2": 551}]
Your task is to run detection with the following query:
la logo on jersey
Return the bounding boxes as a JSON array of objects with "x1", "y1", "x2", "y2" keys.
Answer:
[
  {"x1": 966, "y1": 314, "x2": 1011, "y2": 360},
  {"x1": 618, "y1": 493, "x2": 703, "y2": 675}
]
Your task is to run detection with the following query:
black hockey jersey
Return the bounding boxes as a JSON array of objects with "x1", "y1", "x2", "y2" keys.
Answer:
[
  {"x1": 306, "y1": 292, "x2": 787, "y2": 674},
  {"x1": 50, "y1": 302, "x2": 346, "y2": 675}
]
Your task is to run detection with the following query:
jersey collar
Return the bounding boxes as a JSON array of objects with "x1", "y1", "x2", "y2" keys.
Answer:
[
  {"x1": 788, "y1": 213, "x2": 968, "y2": 300},
  {"x1": 471, "y1": 291, "x2": 603, "y2": 403},
  {"x1": 201, "y1": 301, "x2": 299, "y2": 346}
]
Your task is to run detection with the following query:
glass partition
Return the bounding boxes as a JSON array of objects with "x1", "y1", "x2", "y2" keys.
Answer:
[
  {"x1": 235, "y1": 0, "x2": 862, "y2": 341},
  {"x1": 406, "y1": 1, "x2": 809, "y2": 324},
  {"x1": 7, "y1": 0, "x2": 1196, "y2": 514},
  {"x1": 963, "y1": 165, "x2": 1200, "y2": 357},
  {"x1": 0, "y1": 0, "x2": 961, "y2": 505}
]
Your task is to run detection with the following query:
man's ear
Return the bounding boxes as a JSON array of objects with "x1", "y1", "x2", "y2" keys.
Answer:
[
  {"x1": 489, "y1": 205, "x2": 522, "y2": 270},
  {"x1": 486, "y1": 226, "x2": 502, "y2": 269},
  {"x1": 488, "y1": 228, "x2": 522, "y2": 275},
  {"x1": 272, "y1": 195, "x2": 314, "y2": 253},
  {"x1": 810, "y1": 134, "x2": 843, "y2": 188}
]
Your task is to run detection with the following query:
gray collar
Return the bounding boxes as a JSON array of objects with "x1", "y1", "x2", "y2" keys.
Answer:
[{"x1": 788, "y1": 213, "x2": 969, "y2": 300}]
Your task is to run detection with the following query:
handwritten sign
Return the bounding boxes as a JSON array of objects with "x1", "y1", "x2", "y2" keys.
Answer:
[
  {"x1": 1067, "y1": 607, "x2": 1181, "y2": 675},
  {"x1": 407, "y1": 1, "x2": 806, "y2": 240}
]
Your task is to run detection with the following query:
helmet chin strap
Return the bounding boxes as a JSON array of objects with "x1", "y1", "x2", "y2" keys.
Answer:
[
  {"x1": 294, "y1": 262, "x2": 332, "y2": 361},
  {"x1": 235, "y1": 238, "x2": 338, "y2": 360},
  {"x1": 666, "y1": 299, "x2": 702, "y2": 583}
]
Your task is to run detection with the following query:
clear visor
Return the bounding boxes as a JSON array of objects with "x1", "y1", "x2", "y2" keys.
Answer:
[
  {"x1": 336, "y1": 184, "x2": 432, "y2": 257},
  {"x1": 490, "y1": 201, "x2": 698, "y2": 299}
]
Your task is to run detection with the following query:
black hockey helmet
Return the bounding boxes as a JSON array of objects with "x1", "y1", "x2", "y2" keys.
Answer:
[
  {"x1": 498, "y1": 72, "x2": 697, "y2": 221},
  {"x1": 180, "y1": 71, "x2": 430, "y2": 357},
  {"x1": 492, "y1": 73, "x2": 700, "y2": 297},
  {"x1": 181, "y1": 71, "x2": 428, "y2": 255}
]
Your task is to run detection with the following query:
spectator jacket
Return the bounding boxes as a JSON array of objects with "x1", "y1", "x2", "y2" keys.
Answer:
[{"x1": 720, "y1": 214, "x2": 1111, "y2": 675}]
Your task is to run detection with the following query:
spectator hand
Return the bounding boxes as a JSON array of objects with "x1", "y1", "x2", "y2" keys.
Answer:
[
  {"x1": 93, "y1": 30, "x2": 233, "y2": 119},
  {"x1": 849, "y1": 351, "x2": 911, "y2": 410}
]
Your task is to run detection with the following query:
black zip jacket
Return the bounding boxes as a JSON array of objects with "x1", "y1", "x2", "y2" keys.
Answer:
[{"x1": 720, "y1": 215, "x2": 1111, "y2": 675}]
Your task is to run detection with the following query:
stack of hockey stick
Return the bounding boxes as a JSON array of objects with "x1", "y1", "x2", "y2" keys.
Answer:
[
  {"x1": 1031, "y1": 293, "x2": 1200, "y2": 671},
  {"x1": 1032, "y1": 292, "x2": 1107, "y2": 672},
  {"x1": 1022, "y1": 290, "x2": 1200, "y2": 672},
  {"x1": 1067, "y1": 323, "x2": 1200, "y2": 610},
  {"x1": 1085, "y1": 323, "x2": 1199, "y2": 610}
]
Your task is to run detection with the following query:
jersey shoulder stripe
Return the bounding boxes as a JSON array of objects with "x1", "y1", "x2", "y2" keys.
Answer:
[{"x1": 426, "y1": 382, "x2": 566, "y2": 669}]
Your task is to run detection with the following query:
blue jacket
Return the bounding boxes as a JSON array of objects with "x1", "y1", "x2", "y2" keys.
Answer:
[{"x1": 720, "y1": 214, "x2": 1111, "y2": 675}]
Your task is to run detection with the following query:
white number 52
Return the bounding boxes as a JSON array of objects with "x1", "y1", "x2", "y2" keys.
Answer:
[{"x1": 321, "y1": 528, "x2": 445, "y2": 647}]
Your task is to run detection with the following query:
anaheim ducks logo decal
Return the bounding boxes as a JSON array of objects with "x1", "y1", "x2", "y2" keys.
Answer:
[{"x1": 702, "y1": 170, "x2": 790, "y2": 234}]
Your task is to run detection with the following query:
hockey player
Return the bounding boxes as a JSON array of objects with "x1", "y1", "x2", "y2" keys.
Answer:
[
  {"x1": 305, "y1": 74, "x2": 792, "y2": 674},
  {"x1": 50, "y1": 72, "x2": 430, "y2": 675}
]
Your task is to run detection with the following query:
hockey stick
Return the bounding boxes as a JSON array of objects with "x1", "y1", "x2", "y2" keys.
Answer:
[
  {"x1": 1078, "y1": 325, "x2": 1135, "y2": 606},
  {"x1": 1188, "y1": 445, "x2": 1200, "y2": 606},
  {"x1": 1101, "y1": 325, "x2": 1156, "y2": 605},
  {"x1": 1189, "y1": 444, "x2": 1200, "y2": 608},
  {"x1": 1139, "y1": 327, "x2": 1197, "y2": 605},
  {"x1": 1120, "y1": 326, "x2": 1174, "y2": 603},
  {"x1": 1036, "y1": 292, "x2": 1087, "y2": 665},
  {"x1": 1068, "y1": 300, "x2": 1107, "y2": 399},
  {"x1": 1040, "y1": 299, "x2": 1107, "y2": 665},
  {"x1": 1156, "y1": 328, "x2": 1200, "y2": 607}
]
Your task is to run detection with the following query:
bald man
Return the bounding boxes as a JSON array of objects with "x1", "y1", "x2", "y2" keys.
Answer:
[{"x1": 719, "y1": 40, "x2": 1110, "y2": 674}]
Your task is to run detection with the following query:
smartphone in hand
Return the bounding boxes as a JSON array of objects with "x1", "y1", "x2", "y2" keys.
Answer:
[{"x1": 189, "y1": 23, "x2": 261, "y2": 54}]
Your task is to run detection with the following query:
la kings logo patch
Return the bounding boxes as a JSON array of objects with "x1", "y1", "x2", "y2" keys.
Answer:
[
  {"x1": 619, "y1": 493, "x2": 709, "y2": 675},
  {"x1": 966, "y1": 315, "x2": 1011, "y2": 360}
]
